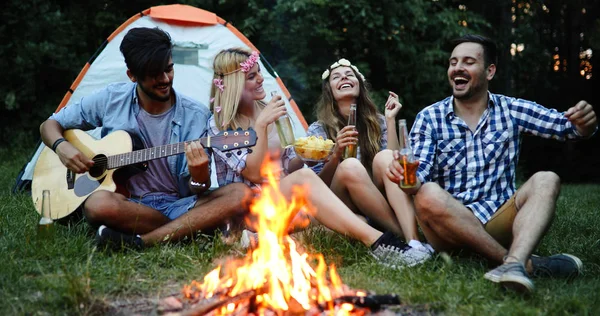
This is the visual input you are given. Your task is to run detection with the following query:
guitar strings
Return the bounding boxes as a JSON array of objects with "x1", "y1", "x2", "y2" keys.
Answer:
[{"x1": 86, "y1": 134, "x2": 251, "y2": 165}]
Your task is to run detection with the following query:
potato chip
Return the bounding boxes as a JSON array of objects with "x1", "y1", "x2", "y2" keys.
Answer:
[{"x1": 294, "y1": 136, "x2": 335, "y2": 161}]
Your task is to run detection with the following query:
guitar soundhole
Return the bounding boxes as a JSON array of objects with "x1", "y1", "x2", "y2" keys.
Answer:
[{"x1": 89, "y1": 154, "x2": 108, "y2": 177}]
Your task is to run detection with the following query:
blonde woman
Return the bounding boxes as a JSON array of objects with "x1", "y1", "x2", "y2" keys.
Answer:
[
  {"x1": 208, "y1": 47, "x2": 430, "y2": 268},
  {"x1": 308, "y1": 59, "x2": 433, "y2": 258}
]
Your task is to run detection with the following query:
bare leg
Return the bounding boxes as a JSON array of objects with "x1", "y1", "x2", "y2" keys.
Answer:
[
  {"x1": 329, "y1": 158, "x2": 403, "y2": 235},
  {"x1": 414, "y1": 182, "x2": 506, "y2": 263},
  {"x1": 84, "y1": 183, "x2": 252, "y2": 246},
  {"x1": 83, "y1": 190, "x2": 170, "y2": 234},
  {"x1": 505, "y1": 172, "x2": 560, "y2": 267},
  {"x1": 141, "y1": 183, "x2": 252, "y2": 246},
  {"x1": 281, "y1": 168, "x2": 383, "y2": 247},
  {"x1": 372, "y1": 150, "x2": 419, "y2": 241}
]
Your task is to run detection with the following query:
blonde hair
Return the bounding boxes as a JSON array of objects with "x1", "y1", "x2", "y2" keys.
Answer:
[
  {"x1": 315, "y1": 66, "x2": 382, "y2": 173},
  {"x1": 211, "y1": 48, "x2": 265, "y2": 130}
]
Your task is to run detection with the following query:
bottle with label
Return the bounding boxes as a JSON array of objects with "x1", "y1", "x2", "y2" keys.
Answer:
[
  {"x1": 398, "y1": 119, "x2": 418, "y2": 188},
  {"x1": 343, "y1": 104, "x2": 357, "y2": 159},
  {"x1": 37, "y1": 190, "x2": 56, "y2": 239}
]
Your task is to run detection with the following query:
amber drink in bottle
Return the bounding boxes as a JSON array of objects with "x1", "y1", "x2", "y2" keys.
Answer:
[
  {"x1": 343, "y1": 104, "x2": 358, "y2": 159},
  {"x1": 398, "y1": 119, "x2": 418, "y2": 188},
  {"x1": 37, "y1": 189, "x2": 56, "y2": 239}
]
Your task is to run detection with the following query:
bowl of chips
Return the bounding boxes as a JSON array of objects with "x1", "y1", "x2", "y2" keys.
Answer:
[{"x1": 293, "y1": 136, "x2": 335, "y2": 162}]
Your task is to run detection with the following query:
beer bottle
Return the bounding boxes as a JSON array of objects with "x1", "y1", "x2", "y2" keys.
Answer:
[
  {"x1": 343, "y1": 104, "x2": 357, "y2": 159},
  {"x1": 398, "y1": 119, "x2": 418, "y2": 188},
  {"x1": 37, "y1": 190, "x2": 56, "y2": 239},
  {"x1": 271, "y1": 91, "x2": 295, "y2": 148}
]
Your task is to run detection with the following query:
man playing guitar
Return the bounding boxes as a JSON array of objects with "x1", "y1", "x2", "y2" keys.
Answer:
[{"x1": 39, "y1": 27, "x2": 251, "y2": 250}]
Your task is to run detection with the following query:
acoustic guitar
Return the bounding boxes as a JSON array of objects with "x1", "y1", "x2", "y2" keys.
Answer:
[{"x1": 32, "y1": 128, "x2": 256, "y2": 220}]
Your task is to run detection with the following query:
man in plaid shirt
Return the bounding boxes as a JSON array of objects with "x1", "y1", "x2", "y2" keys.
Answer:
[{"x1": 386, "y1": 34, "x2": 597, "y2": 293}]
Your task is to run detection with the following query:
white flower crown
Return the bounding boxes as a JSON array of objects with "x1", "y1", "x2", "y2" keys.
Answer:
[{"x1": 321, "y1": 58, "x2": 366, "y2": 82}]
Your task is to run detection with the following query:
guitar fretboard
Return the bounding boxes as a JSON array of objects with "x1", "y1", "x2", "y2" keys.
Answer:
[{"x1": 107, "y1": 138, "x2": 208, "y2": 169}]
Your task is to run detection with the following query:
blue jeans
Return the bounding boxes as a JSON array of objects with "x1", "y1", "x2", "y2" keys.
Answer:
[{"x1": 128, "y1": 193, "x2": 198, "y2": 220}]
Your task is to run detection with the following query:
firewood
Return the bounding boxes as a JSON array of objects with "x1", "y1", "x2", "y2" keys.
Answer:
[{"x1": 183, "y1": 289, "x2": 257, "y2": 316}]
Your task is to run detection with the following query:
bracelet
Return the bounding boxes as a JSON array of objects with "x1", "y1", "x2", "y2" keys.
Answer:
[
  {"x1": 190, "y1": 179, "x2": 209, "y2": 189},
  {"x1": 51, "y1": 138, "x2": 66, "y2": 152}
]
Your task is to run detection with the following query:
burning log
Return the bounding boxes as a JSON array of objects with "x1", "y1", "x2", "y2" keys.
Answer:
[
  {"x1": 183, "y1": 289, "x2": 258, "y2": 316},
  {"x1": 333, "y1": 294, "x2": 401, "y2": 312}
]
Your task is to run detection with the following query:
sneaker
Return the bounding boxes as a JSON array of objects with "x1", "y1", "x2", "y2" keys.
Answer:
[
  {"x1": 95, "y1": 225, "x2": 144, "y2": 251},
  {"x1": 370, "y1": 232, "x2": 431, "y2": 269},
  {"x1": 240, "y1": 229, "x2": 259, "y2": 249},
  {"x1": 422, "y1": 242, "x2": 435, "y2": 254},
  {"x1": 484, "y1": 262, "x2": 534, "y2": 294},
  {"x1": 408, "y1": 240, "x2": 435, "y2": 255},
  {"x1": 531, "y1": 253, "x2": 583, "y2": 279}
]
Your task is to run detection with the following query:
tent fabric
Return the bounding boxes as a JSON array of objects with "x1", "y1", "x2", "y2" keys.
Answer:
[{"x1": 14, "y1": 4, "x2": 308, "y2": 193}]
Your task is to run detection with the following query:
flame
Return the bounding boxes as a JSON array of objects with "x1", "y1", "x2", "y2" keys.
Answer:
[{"x1": 183, "y1": 156, "x2": 349, "y2": 314}]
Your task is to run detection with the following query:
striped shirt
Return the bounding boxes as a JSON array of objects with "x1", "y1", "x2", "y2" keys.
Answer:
[
  {"x1": 208, "y1": 116, "x2": 296, "y2": 188},
  {"x1": 306, "y1": 114, "x2": 388, "y2": 174},
  {"x1": 412, "y1": 92, "x2": 583, "y2": 224}
]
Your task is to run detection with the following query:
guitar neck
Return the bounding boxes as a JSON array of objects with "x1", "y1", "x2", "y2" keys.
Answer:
[{"x1": 106, "y1": 137, "x2": 210, "y2": 169}]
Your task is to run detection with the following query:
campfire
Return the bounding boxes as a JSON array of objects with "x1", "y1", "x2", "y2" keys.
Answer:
[{"x1": 180, "y1": 158, "x2": 400, "y2": 315}]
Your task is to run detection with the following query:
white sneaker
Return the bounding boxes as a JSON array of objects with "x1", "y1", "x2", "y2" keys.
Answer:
[
  {"x1": 408, "y1": 240, "x2": 435, "y2": 255},
  {"x1": 370, "y1": 232, "x2": 431, "y2": 268},
  {"x1": 400, "y1": 245, "x2": 432, "y2": 266},
  {"x1": 423, "y1": 242, "x2": 435, "y2": 254}
]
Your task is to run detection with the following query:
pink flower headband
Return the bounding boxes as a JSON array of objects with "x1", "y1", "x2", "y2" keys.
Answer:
[
  {"x1": 212, "y1": 51, "x2": 260, "y2": 96},
  {"x1": 214, "y1": 51, "x2": 260, "y2": 78},
  {"x1": 240, "y1": 51, "x2": 260, "y2": 72}
]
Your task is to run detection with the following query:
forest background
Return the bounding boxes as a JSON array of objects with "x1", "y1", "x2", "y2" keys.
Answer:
[{"x1": 2, "y1": 0, "x2": 599, "y2": 183}]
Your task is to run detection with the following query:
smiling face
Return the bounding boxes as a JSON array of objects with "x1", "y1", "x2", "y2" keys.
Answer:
[
  {"x1": 136, "y1": 57, "x2": 174, "y2": 102},
  {"x1": 329, "y1": 66, "x2": 360, "y2": 102},
  {"x1": 240, "y1": 64, "x2": 266, "y2": 103},
  {"x1": 447, "y1": 42, "x2": 495, "y2": 101}
]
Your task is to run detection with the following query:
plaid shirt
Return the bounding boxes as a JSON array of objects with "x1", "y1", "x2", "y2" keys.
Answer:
[
  {"x1": 307, "y1": 114, "x2": 388, "y2": 174},
  {"x1": 412, "y1": 92, "x2": 584, "y2": 224},
  {"x1": 208, "y1": 116, "x2": 296, "y2": 188}
]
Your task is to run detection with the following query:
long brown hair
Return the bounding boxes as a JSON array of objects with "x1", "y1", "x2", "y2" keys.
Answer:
[{"x1": 315, "y1": 67, "x2": 382, "y2": 172}]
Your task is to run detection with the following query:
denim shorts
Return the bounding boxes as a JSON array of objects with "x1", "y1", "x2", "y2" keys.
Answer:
[{"x1": 128, "y1": 193, "x2": 198, "y2": 220}]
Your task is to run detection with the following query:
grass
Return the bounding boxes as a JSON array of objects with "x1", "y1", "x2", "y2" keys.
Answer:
[{"x1": 1, "y1": 146, "x2": 600, "y2": 315}]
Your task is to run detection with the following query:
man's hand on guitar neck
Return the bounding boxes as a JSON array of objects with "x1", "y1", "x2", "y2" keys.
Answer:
[
  {"x1": 56, "y1": 141, "x2": 95, "y2": 174},
  {"x1": 186, "y1": 140, "x2": 210, "y2": 189}
]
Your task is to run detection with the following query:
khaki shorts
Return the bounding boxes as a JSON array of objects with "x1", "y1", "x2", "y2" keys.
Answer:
[{"x1": 484, "y1": 194, "x2": 518, "y2": 248}]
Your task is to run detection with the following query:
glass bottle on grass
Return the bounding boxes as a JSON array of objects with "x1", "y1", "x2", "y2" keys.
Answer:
[
  {"x1": 398, "y1": 119, "x2": 418, "y2": 188},
  {"x1": 343, "y1": 104, "x2": 358, "y2": 159},
  {"x1": 271, "y1": 91, "x2": 295, "y2": 148},
  {"x1": 38, "y1": 190, "x2": 56, "y2": 239}
]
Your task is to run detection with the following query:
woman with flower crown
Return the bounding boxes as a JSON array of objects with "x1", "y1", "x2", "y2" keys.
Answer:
[
  {"x1": 207, "y1": 47, "x2": 430, "y2": 268},
  {"x1": 307, "y1": 58, "x2": 434, "y2": 259}
]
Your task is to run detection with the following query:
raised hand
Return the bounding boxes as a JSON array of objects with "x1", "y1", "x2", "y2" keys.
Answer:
[
  {"x1": 384, "y1": 91, "x2": 403, "y2": 119},
  {"x1": 256, "y1": 94, "x2": 286, "y2": 131},
  {"x1": 332, "y1": 125, "x2": 358, "y2": 159},
  {"x1": 565, "y1": 100, "x2": 597, "y2": 137},
  {"x1": 56, "y1": 142, "x2": 95, "y2": 174}
]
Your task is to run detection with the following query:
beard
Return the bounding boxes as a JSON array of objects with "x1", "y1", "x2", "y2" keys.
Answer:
[
  {"x1": 138, "y1": 81, "x2": 172, "y2": 102},
  {"x1": 450, "y1": 70, "x2": 488, "y2": 101}
]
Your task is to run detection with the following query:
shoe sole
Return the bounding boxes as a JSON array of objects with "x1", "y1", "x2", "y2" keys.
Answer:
[
  {"x1": 499, "y1": 274, "x2": 534, "y2": 294},
  {"x1": 483, "y1": 270, "x2": 501, "y2": 283},
  {"x1": 369, "y1": 251, "x2": 406, "y2": 270}
]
